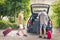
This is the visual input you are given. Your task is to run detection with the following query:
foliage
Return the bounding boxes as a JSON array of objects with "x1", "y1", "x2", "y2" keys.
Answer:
[
  {"x1": 0, "y1": 0, "x2": 6, "y2": 4},
  {"x1": 0, "y1": 20, "x2": 17, "y2": 29},
  {"x1": 0, "y1": 0, "x2": 30, "y2": 29},
  {"x1": 0, "y1": 0, "x2": 30, "y2": 21},
  {"x1": 9, "y1": 17, "x2": 15, "y2": 23},
  {"x1": 51, "y1": 0, "x2": 60, "y2": 28}
]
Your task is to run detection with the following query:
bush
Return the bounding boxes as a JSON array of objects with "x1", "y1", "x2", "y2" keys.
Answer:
[
  {"x1": 50, "y1": 14, "x2": 59, "y2": 28},
  {"x1": 0, "y1": 0, "x2": 30, "y2": 23},
  {"x1": 9, "y1": 17, "x2": 15, "y2": 23},
  {"x1": 51, "y1": 0, "x2": 60, "y2": 28},
  {"x1": 0, "y1": 20, "x2": 18, "y2": 29},
  {"x1": 0, "y1": 20, "x2": 9, "y2": 29},
  {"x1": 10, "y1": 23, "x2": 18, "y2": 29}
]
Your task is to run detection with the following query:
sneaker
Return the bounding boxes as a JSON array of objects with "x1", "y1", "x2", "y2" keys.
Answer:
[
  {"x1": 39, "y1": 36, "x2": 42, "y2": 38},
  {"x1": 23, "y1": 34, "x2": 27, "y2": 37},
  {"x1": 16, "y1": 33, "x2": 20, "y2": 36},
  {"x1": 44, "y1": 37, "x2": 47, "y2": 39}
]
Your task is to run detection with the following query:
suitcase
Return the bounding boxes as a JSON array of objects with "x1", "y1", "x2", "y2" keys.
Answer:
[
  {"x1": 47, "y1": 29, "x2": 52, "y2": 39},
  {"x1": 3, "y1": 27, "x2": 12, "y2": 36}
]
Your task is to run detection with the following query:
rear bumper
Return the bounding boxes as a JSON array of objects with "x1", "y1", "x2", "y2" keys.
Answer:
[{"x1": 27, "y1": 24, "x2": 52, "y2": 34}]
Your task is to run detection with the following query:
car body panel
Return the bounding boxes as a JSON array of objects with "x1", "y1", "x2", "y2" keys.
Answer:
[{"x1": 27, "y1": 4, "x2": 52, "y2": 34}]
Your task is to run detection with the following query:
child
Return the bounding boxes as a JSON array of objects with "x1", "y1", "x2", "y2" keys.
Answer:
[{"x1": 16, "y1": 9, "x2": 27, "y2": 37}]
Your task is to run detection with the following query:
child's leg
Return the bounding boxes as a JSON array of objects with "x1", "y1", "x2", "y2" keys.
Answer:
[
  {"x1": 40, "y1": 24, "x2": 42, "y2": 36},
  {"x1": 17, "y1": 25, "x2": 21, "y2": 33},
  {"x1": 21, "y1": 29, "x2": 25, "y2": 34},
  {"x1": 16, "y1": 28, "x2": 21, "y2": 36},
  {"x1": 40, "y1": 28, "x2": 42, "y2": 36},
  {"x1": 44, "y1": 24, "x2": 47, "y2": 37},
  {"x1": 16, "y1": 25, "x2": 21, "y2": 36},
  {"x1": 44, "y1": 28, "x2": 46, "y2": 37},
  {"x1": 20, "y1": 24, "x2": 27, "y2": 36}
]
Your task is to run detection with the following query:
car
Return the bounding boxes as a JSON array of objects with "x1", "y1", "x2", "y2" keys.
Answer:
[{"x1": 27, "y1": 4, "x2": 52, "y2": 34}]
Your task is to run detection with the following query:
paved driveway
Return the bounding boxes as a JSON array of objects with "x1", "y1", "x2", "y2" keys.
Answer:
[{"x1": 0, "y1": 28, "x2": 60, "y2": 40}]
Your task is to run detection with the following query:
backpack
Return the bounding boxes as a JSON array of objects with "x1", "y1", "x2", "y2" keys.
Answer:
[{"x1": 47, "y1": 29, "x2": 52, "y2": 39}]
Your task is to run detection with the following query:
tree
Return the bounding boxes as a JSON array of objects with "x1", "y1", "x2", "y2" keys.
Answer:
[
  {"x1": 0, "y1": 0, "x2": 30, "y2": 22},
  {"x1": 0, "y1": 0, "x2": 6, "y2": 4},
  {"x1": 51, "y1": 0, "x2": 60, "y2": 27}
]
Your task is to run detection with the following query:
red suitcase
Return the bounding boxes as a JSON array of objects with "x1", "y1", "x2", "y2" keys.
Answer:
[{"x1": 3, "y1": 27, "x2": 12, "y2": 36}]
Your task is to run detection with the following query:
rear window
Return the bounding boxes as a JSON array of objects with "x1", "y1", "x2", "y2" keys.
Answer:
[
  {"x1": 31, "y1": 4, "x2": 50, "y2": 14},
  {"x1": 33, "y1": 8, "x2": 47, "y2": 13}
]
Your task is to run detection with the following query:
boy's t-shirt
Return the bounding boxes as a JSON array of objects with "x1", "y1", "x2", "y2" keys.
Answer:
[
  {"x1": 18, "y1": 13, "x2": 24, "y2": 25},
  {"x1": 39, "y1": 12, "x2": 48, "y2": 25}
]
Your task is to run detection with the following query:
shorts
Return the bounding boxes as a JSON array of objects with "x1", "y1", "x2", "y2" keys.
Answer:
[
  {"x1": 19, "y1": 24, "x2": 23, "y2": 29},
  {"x1": 40, "y1": 24, "x2": 46, "y2": 28}
]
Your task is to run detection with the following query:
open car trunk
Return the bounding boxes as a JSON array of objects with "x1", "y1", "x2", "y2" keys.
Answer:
[
  {"x1": 31, "y1": 4, "x2": 50, "y2": 14},
  {"x1": 30, "y1": 4, "x2": 50, "y2": 33}
]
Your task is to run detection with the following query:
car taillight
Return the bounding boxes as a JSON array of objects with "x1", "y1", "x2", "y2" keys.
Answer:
[{"x1": 28, "y1": 20, "x2": 30, "y2": 24}]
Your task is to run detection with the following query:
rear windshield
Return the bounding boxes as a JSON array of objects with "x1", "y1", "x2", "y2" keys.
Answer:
[
  {"x1": 31, "y1": 4, "x2": 50, "y2": 14},
  {"x1": 32, "y1": 7, "x2": 47, "y2": 13}
]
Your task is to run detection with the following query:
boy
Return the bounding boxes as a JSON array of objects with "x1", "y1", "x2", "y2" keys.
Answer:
[
  {"x1": 39, "y1": 11, "x2": 48, "y2": 38},
  {"x1": 16, "y1": 9, "x2": 27, "y2": 37}
]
